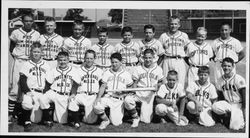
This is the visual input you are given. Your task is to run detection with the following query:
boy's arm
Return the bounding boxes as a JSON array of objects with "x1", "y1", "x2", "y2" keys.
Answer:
[
  {"x1": 155, "y1": 95, "x2": 173, "y2": 106},
  {"x1": 157, "y1": 54, "x2": 165, "y2": 65},
  {"x1": 178, "y1": 96, "x2": 186, "y2": 116},
  {"x1": 237, "y1": 50, "x2": 245, "y2": 63},
  {"x1": 239, "y1": 87, "x2": 245, "y2": 110}
]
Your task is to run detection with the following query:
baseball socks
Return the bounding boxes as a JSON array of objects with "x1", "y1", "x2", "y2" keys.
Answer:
[
  {"x1": 22, "y1": 109, "x2": 32, "y2": 132},
  {"x1": 68, "y1": 110, "x2": 80, "y2": 129},
  {"x1": 42, "y1": 109, "x2": 53, "y2": 127},
  {"x1": 99, "y1": 113, "x2": 110, "y2": 129},
  {"x1": 130, "y1": 108, "x2": 140, "y2": 128},
  {"x1": 8, "y1": 99, "x2": 17, "y2": 124}
]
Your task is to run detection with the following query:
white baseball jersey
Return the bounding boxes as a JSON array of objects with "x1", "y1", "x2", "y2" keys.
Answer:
[
  {"x1": 91, "y1": 43, "x2": 115, "y2": 67},
  {"x1": 10, "y1": 28, "x2": 40, "y2": 59},
  {"x1": 46, "y1": 65, "x2": 81, "y2": 94},
  {"x1": 133, "y1": 64, "x2": 164, "y2": 97},
  {"x1": 157, "y1": 83, "x2": 185, "y2": 104},
  {"x1": 78, "y1": 65, "x2": 103, "y2": 93},
  {"x1": 114, "y1": 41, "x2": 140, "y2": 64},
  {"x1": 217, "y1": 74, "x2": 245, "y2": 103},
  {"x1": 186, "y1": 81, "x2": 218, "y2": 108},
  {"x1": 38, "y1": 33, "x2": 64, "y2": 60},
  {"x1": 159, "y1": 31, "x2": 190, "y2": 57},
  {"x1": 63, "y1": 36, "x2": 91, "y2": 62},
  {"x1": 212, "y1": 37, "x2": 243, "y2": 62},
  {"x1": 187, "y1": 42, "x2": 213, "y2": 66},
  {"x1": 19, "y1": 60, "x2": 50, "y2": 90}
]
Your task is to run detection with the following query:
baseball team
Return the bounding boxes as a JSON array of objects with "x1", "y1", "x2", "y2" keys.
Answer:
[{"x1": 8, "y1": 13, "x2": 246, "y2": 132}]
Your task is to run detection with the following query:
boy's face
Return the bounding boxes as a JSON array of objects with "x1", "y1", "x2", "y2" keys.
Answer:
[
  {"x1": 31, "y1": 47, "x2": 42, "y2": 61},
  {"x1": 98, "y1": 32, "x2": 108, "y2": 44},
  {"x1": 58, "y1": 55, "x2": 69, "y2": 69},
  {"x1": 144, "y1": 28, "x2": 155, "y2": 41},
  {"x1": 198, "y1": 72, "x2": 209, "y2": 84},
  {"x1": 122, "y1": 31, "x2": 133, "y2": 43},
  {"x1": 220, "y1": 25, "x2": 231, "y2": 39},
  {"x1": 143, "y1": 53, "x2": 154, "y2": 67},
  {"x1": 111, "y1": 58, "x2": 122, "y2": 72},
  {"x1": 73, "y1": 24, "x2": 84, "y2": 39},
  {"x1": 196, "y1": 30, "x2": 207, "y2": 45},
  {"x1": 169, "y1": 19, "x2": 180, "y2": 33},
  {"x1": 45, "y1": 21, "x2": 56, "y2": 35},
  {"x1": 84, "y1": 52, "x2": 95, "y2": 67},
  {"x1": 222, "y1": 61, "x2": 234, "y2": 75},
  {"x1": 23, "y1": 16, "x2": 34, "y2": 30},
  {"x1": 167, "y1": 74, "x2": 178, "y2": 88}
]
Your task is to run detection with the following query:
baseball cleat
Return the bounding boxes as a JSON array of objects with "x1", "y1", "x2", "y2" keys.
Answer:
[
  {"x1": 44, "y1": 121, "x2": 53, "y2": 128},
  {"x1": 131, "y1": 117, "x2": 140, "y2": 128},
  {"x1": 24, "y1": 121, "x2": 32, "y2": 132},
  {"x1": 160, "y1": 118, "x2": 167, "y2": 124},
  {"x1": 99, "y1": 119, "x2": 110, "y2": 130}
]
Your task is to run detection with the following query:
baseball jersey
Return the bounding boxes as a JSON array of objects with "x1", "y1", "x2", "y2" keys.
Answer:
[
  {"x1": 46, "y1": 65, "x2": 81, "y2": 94},
  {"x1": 91, "y1": 43, "x2": 115, "y2": 67},
  {"x1": 38, "y1": 33, "x2": 64, "y2": 60},
  {"x1": 186, "y1": 81, "x2": 218, "y2": 108},
  {"x1": 187, "y1": 42, "x2": 213, "y2": 66},
  {"x1": 77, "y1": 65, "x2": 103, "y2": 94},
  {"x1": 217, "y1": 74, "x2": 245, "y2": 103},
  {"x1": 10, "y1": 28, "x2": 40, "y2": 59},
  {"x1": 114, "y1": 41, "x2": 140, "y2": 64},
  {"x1": 19, "y1": 59, "x2": 50, "y2": 90},
  {"x1": 63, "y1": 36, "x2": 91, "y2": 62},
  {"x1": 133, "y1": 64, "x2": 164, "y2": 97},
  {"x1": 102, "y1": 68, "x2": 133, "y2": 97},
  {"x1": 212, "y1": 37, "x2": 243, "y2": 62},
  {"x1": 157, "y1": 83, "x2": 185, "y2": 104},
  {"x1": 159, "y1": 31, "x2": 190, "y2": 57}
]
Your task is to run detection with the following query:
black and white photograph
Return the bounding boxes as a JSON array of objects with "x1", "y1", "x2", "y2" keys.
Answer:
[{"x1": 1, "y1": 1, "x2": 249, "y2": 137}]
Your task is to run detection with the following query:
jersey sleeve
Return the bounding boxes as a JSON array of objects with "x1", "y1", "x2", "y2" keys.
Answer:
[
  {"x1": 207, "y1": 43, "x2": 214, "y2": 58},
  {"x1": 62, "y1": 39, "x2": 69, "y2": 50},
  {"x1": 183, "y1": 32, "x2": 191, "y2": 46},
  {"x1": 211, "y1": 39, "x2": 218, "y2": 53},
  {"x1": 234, "y1": 39, "x2": 243, "y2": 53},
  {"x1": 156, "y1": 41, "x2": 165, "y2": 56},
  {"x1": 158, "y1": 33, "x2": 166, "y2": 45},
  {"x1": 126, "y1": 72, "x2": 134, "y2": 86},
  {"x1": 186, "y1": 82, "x2": 196, "y2": 95},
  {"x1": 9, "y1": 30, "x2": 18, "y2": 42},
  {"x1": 71, "y1": 68, "x2": 81, "y2": 84},
  {"x1": 157, "y1": 67, "x2": 164, "y2": 81},
  {"x1": 209, "y1": 84, "x2": 218, "y2": 100},
  {"x1": 58, "y1": 36, "x2": 64, "y2": 47},
  {"x1": 101, "y1": 70, "x2": 109, "y2": 83},
  {"x1": 157, "y1": 85, "x2": 166, "y2": 98},
  {"x1": 132, "y1": 66, "x2": 139, "y2": 81},
  {"x1": 236, "y1": 75, "x2": 246, "y2": 89},
  {"x1": 19, "y1": 62, "x2": 29, "y2": 76},
  {"x1": 46, "y1": 69, "x2": 54, "y2": 84},
  {"x1": 135, "y1": 42, "x2": 141, "y2": 57},
  {"x1": 178, "y1": 84, "x2": 186, "y2": 98}
]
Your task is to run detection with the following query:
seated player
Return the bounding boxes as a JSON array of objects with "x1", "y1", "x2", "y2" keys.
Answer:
[
  {"x1": 212, "y1": 57, "x2": 245, "y2": 130},
  {"x1": 155, "y1": 70, "x2": 188, "y2": 126},
  {"x1": 186, "y1": 66, "x2": 218, "y2": 127}
]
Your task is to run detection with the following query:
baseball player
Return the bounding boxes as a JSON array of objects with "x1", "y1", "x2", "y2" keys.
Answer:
[
  {"x1": 124, "y1": 49, "x2": 164, "y2": 127},
  {"x1": 186, "y1": 27, "x2": 213, "y2": 84},
  {"x1": 212, "y1": 23, "x2": 245, "y2": 84},
  {"x1": 186, "y1": 66, "x2": 218, "y2": 127},
  {"x1": 62, "y1": 20, "x2": 92, "y2": 69},
  {"x1": 67, "y1": 49, "x2": 103, "y2": 128},
  {"x1": 9, "y1": 13, "x2": 40, "y2": 123},
  {"x1": 159, "y1": 15, "x2": 190, "y2": 86},
  {"x1": 155, "y1": 70, "x2": 188, "y2": 126},
  {"x1": 114, "y1": 26, "x2": 140, "y2": 74},
  {"x1": 90, "y1": 27, "x2": 115, "y2": 71},
  {"x1": 138, "y1": 24, "x2": 164, "y2": 65},
  {"x1": 39, "y1": 51, "x2": 81, "y2": 126},
  {"x1": 93, "y1": 52, "x2": 134, "y2": 129},
  {"x1": 212, "y1": 57, "x2": 245, "y2": 130},
  {"x1": 38, "y1": 16, "x2": 64, "y2": 69},
  {"x1": 18, "y1": 42, "x2": 50, "y2": 131}
]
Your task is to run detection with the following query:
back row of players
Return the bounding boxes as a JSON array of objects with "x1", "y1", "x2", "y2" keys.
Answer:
[{"x1": 8, "y1": 13, "x2": 245, "y2": 131}]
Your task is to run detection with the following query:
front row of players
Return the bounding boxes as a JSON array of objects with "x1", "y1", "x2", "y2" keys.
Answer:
[{"x1": 17, "y1": 42, "x2": 245, "y2": 131}]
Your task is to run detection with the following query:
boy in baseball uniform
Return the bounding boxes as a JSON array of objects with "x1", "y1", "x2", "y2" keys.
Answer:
[
  {"x1": 155, "y1": 70, "x2": 188, "y2": 126},
  {"x1": 38, "y1": 16, "x2": 64, "y2": 69},
  {"x1": 18, "y1": 42, "x2": 50, "y2": 131},
  {"x1": 124, "y1": 49, "x2": 164, "y2": 127},
  {"x1": 212, "y1": 57, "x2": 245, "y2": 130},
  {"x1": 159, "y1": 15, "x2": 190, "y2": 87},
  {"x1": 186, "y1": 66, "x2": 218, "y2": 127},
  {"x1": 62, "y1": 20, "x2": 92, "y2": 69},
  {"x1": 9, "y1": 13, "x2": 40, "y2": 122},
  {"x1": 93, "y1": 52, "x2": 134, "y2": 129},
  {"x1": 39, "y1": 51, "x2": 81, "y2": 127},
  {"x1": 186, "y1": 27, "x2": 213, "y2": 84},
  {"x1": 212, "y1": 23, "x2": 245, "y2": 84},
  {"x1": 90, "y1": 27, "x2": 115, "y2": 71},
  {"x1": 68, "y1": 50, "x2": 103, "y2": 128}
]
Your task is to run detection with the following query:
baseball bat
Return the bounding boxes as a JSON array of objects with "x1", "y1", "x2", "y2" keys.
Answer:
[{"x1": 106, "y1": 87, "x2": 156, "y2": 92}]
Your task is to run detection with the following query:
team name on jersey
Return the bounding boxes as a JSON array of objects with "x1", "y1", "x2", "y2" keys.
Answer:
[
  {"x1": 221, "y1": 84, "x2": 237, "y2": 92},
  {"x1": 29, "y1": 67, "x2": 46, "y2": 74},
  {"x1": 107, "y1": 76, "x2": 125, "y2": 84},
  {"x1": 43, "y1": 40, "x2": 59, "y2": 52},
  {"x1": 218, "y1": 44, "x2": 233, "y2": 50},
  {"x1": 68, "y1": 45, "x2": 88, "y2": 55},
  {"x1": 195, "y1": 90, "x2": 210, "y2": 99},
  {"x1": 81, "y1": 74, "x2": 99, "y2": 83},
  {"x1": 165, "y1": 93, "x2": 179, "y2": 100},
  {"x1": 191, "y1": 49, "x2": 208, "y2": 55},
  {"x1": 164, "y1": 38, "x2": 185, "y2": 47},
  {"x1": 54, "y1": 74, "x2": 73, "y2": 81},
  {"x1": 140, "y1": 46, "x2": 157, "y2": 54},
  {"x1": 139, "y1": 72, "x2": 158, "y2": 80},
  {"x1": 96, "y1": 52, "x2": 111, "y2": 59},
  {"x1": 119, "y1": 48, "x2": 137, "y2": 57}
]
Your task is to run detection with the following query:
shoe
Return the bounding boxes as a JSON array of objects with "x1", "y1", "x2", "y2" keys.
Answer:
[
  {"x1": 24, "y1": 121, "x2": 32, "y2": 132},
  {"x1": 74, "y1": 122, "x2": 80, "y2": 129},
  {"x1": 99, "y1": 119, "x2": 110, "y2": 130},
  {"x1": 131, "y1": 117, "x2": 140, "y2": 128},
  {"x1": 160, "y1": 118, "x2": 167, "y2": 124},
  {"x1": 44, "y1": 121, "x2": 53, "y2": 127},
  {"x1": 8, "y1": 115, "x2": 13, "y2": 124}
]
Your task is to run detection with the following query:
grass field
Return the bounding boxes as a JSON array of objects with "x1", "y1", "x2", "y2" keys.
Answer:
[{"x1": 7, "y1": 38, "x2": 247, "y2": 134}]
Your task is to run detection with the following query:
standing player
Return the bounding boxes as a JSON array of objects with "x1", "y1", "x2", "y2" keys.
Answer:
[
  {"x1": 159, "y1": 15, "x2": 190, "y2": 86},
  {"x1": 39, "y1": 51, "x2": 81, "y2": 126},
  {"x1": 62, "y1": 20, "x2": 92, "y2": 69},
  {"x1": 38, "y1": 16, "x2": 64, "y2": 69},
  {"x1": 18, "y1": 42, "x2": 50, "y2": 131},
  {"x1": 212, "y1": 23, "x2": 245, "y2": 84},
  {"x1": 9, "y1": 13, "x2": 40, "y2": 122},
  {"x1": 155, "y1": 70, "x2": 188, "y2": 126},
  {"x1": 138, "y1": 24, "x2": 164, "y2": 65},
  {"x1": 212, "y1": 57, "x2": 245, "y2": 130},
  {"x1": 68, "y1": 50, "x2": 103, "y2": 128},
  {"x1": 186, "y1": 27, "x2": 213, "y2": 84},
  {"x1": 186, "y1": 66, "x2": 218, "y2": 127},
  {"x1": 124, "y1": 49, "x2": 164, "y2": 127},
  {"x1": 90, "y1": 27, "x2": 115, "y2": 70},
  {"x1": 114, "y1": 26, "x2": 140, "y2": 74},
  {"x1": 93, "y1": 52, "x2": 134, "y2": 129}
]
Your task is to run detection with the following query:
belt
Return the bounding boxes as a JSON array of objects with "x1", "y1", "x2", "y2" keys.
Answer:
[
  {"x1": 31, "y1": 88, "x2": 43, "y2": 93},
  {"x1": 70, "y1": 61, "x2": 83, "y2": 65},
  {"x1": 44, "y1": 58, "x2": 57, "y2": 61},
  {"x1": 125, "y1": 62, "x2": 137, "y2": 66},
  {"x1": 109, "y1": 95, "x2": 124, "y2": 100},
  {"x1": 166, "y1": 55, "x2": 183, "y2": 59},
  {"x1": 53, "y1": 90, "x2": 70, "y2": 96},
  {"x1": 77, "y1": 91, "x2": 97, "y2": 95}
]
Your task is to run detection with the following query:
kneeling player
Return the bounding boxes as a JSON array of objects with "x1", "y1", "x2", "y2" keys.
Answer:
[
  {"x1": 186, "y1": 66, "x2": 218, "y2": 127},
  {"x1": 155, "y1": 70, "x2": 188, "y2": 126}
]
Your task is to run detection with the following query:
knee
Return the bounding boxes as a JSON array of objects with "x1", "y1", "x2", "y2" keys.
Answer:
[
  {"x1": 124, "y1": 96, "x2": 136, "y2": 110},
  {"x1": 155, "y1": 104, "x2": 167, "y2": 116},
  {"x1": 22, "y1": 96, "x2": 33, "y2": 110},
  {"x1": 68, "y1": 100, "x2": 79, "y2": 112},
  {"x1": 93, "y1": 102, "x2": 104, "y2": 115},
  {"x1": 212, "y1": 101, "x2": 230, "y2": 115},
  {"x1": 186, "y1": 101, "x2": 196, "y2": 113}
]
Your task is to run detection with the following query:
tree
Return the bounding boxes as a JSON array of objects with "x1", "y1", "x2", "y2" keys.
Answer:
[
  {"x1": 63, "y1": 9, "x2": 89, "y2": 20},
  {"x1": 108, "y1": 9, "x2": 122, "y2": 24},
  {"x1": 9, "y1": 8, "x2": 34, "y2": 20}
]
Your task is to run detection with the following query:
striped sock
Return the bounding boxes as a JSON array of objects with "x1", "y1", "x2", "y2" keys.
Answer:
[{"x1": 8, "y1": 99, "x2": 16, "y2": 117}]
